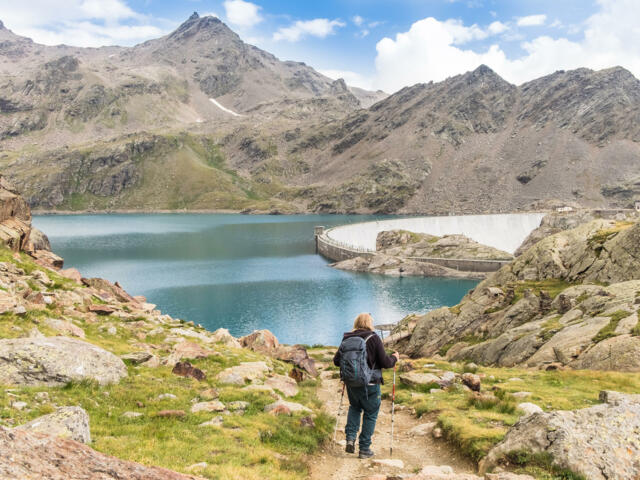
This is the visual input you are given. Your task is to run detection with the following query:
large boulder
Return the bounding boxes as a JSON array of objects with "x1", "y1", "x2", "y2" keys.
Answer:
[
  {"x1": 14, "y1": 406, "x2": 90, "y2": 443},
  {"x1": 0, "y1": 427, "x2": 205, "y2": 479},
  {"x1": 480, "y1": 391, "x2": 640, "y2": 480},
  {"x1": 240, "y1": 330, "x2": 279, "y2": 352},
  {"x1": 27, "y1": 227, "x2": 52, "y2": 251},
  {"x1": 216, "y1": 361, "x2": 272, "y2": 384},
  {"x1": 274, "y1": 345, "x2": 318, "y2": 377},
  {"x1": 0, "y1": 337, "x2": 127, "y2": 386}
]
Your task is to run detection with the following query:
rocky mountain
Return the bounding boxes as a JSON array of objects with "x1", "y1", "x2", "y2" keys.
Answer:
[
  {"x1": 388, "y1": 212, "x2": 640, "y2": 372},
  {"x1": 1, "y1": 13, "x2": 639, "y2": 213},
  {"x1": 291, "y1": 65, "x2": 640, "y2": 214}
]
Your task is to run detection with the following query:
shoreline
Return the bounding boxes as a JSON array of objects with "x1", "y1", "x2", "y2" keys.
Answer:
[{"x1": 32, "y1": 208, "x2": 553, "y2": 216}]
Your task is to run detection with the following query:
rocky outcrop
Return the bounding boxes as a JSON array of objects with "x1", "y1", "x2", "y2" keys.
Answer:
[
  {"x1": 494, "y1": 219, "x2": 640, "y2": 285},
  {"x1": 480, "y1": 391, "x2": 640, "y2": 480},
  {"x1": 333, "y1": 254, "x2": 486, "y2": 279},
  {"x1": 0, "y1": 427, "x2": 205, "y2": 480},
  {"x1": 14, "y1": 406, "x2": 90, "y2": 443},
  {"x1": 0, "y1": 336, "x2": 128, "y2": 386},
  {"x1": 514, "y1": 210, "x2": 639, "y2": 256},
  {"x1": 376, "y1": 231, "x2": 512, "y2": 260},
  {"x1": 333, "y1": 230, "x2": 510, "y2": 278},
  {"x1": 392, "y1": 219, "x2": 640, "y2": 371},
  {"x1": 0, "y1": 175, "x2": 32, "y2": 251}
]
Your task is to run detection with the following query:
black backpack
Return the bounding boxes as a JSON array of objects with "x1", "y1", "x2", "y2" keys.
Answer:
[{"x1": 338, "y1": 334, "x2": 381, "y2": 388}]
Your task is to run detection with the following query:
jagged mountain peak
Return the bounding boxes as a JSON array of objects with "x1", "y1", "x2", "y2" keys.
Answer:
[
  {"x1": 457, "y1": 64, "x2": 513, "y2": 89},
  {"x1": 166, "y1": 11, "x2": 239, "y2": 44},
  {"x1": 0, "y1": 20, "x2": 4, "y2": 30}
]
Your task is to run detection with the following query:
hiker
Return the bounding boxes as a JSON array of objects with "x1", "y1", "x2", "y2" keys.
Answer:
[{"x1": 333, "y1": 312, "x2": 399, "y2": 459}]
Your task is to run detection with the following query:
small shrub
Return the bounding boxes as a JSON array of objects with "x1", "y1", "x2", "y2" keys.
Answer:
[
  {"x1": 593, "y1": 310, "x2": 632, "y2": 343},
  {"x1": 505, "y1": 450, "x2": 587, "y2": 480}
]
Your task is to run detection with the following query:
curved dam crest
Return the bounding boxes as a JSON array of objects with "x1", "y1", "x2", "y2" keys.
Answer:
[{"x1": 324, "y1": 213, "x2": 546, "y2": 255}]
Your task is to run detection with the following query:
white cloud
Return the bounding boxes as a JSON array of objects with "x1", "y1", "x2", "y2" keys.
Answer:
[
  {"x1": 0, "y1": 0, "x2": 169, "y2": 47},
  {"x1": 516, "y1": 14, "x2": 547, "y2": 27},
  {"x1": 488, "y1": 21, "x2": 508, "y2": 35},
  {"x1": 223, "y1": 0, "x2": 262, "y2": 28},
  {"x1": 353, "y1": 15, "x2": 364, "y2": 26},
  {"x1": 273, "y1": 18, "x2": 345, "y2": 42},
  {"x1": 372, "y1": 0, "x2": 640, "y2": 93}
]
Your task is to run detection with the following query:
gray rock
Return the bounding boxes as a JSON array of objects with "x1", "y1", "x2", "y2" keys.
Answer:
[
  {"x1": 14, "y1": 406, "x2": 91, "y2": 443},
  {"x1": 399, "y1": 371, "x2": 440, "y2": 387},
  {"x1": 480, "y1": 391, "x2": 640, "y2": 480},
  {"x1": 191, "y1": 400, "x2": 226, "y2": 413},
  {"x1": 122, "y1": 412, "x2": 143, "y2": 418},
  {"x1": 264, "y1": 400, "x2": 312, "y2": 414},
  {"x1": 572, "y1": 334, "x2": 640, "y2": 371},
  {"x1": 11, "y1": 401, "x2": 27, "y2": 410},
  {"x1": 121, "y1": 351, "x2": 153, "y2": 365},
  {"x1": 0, "y1": 337, "x2": 127, "y2": 386},
  {"x1": 517, "y1": 402, "x2": 543, "y2": 417},
  {"x1": 199, "y1": 417, "x2": 224, "y2": 427}
]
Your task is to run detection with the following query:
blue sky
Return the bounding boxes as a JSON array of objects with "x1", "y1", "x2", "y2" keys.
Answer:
[{"x1": 1, "y1": 0, "x2": 638, "y2": 93}]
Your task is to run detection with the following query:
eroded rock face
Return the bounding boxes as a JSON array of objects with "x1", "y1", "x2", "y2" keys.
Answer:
[
  {"x1": 0, "y1": 427, "x2": 204, "y2": 480},
  {"x1": 14, "y1": 406, "x2": 90, "y2": 444},
  {"x1": 480, "y1": 392, "x2": 640, "y2": 479},
  {"x1": 393, "y1": 218, "x2": 640, "y2": 372},
  {"x1": 0, "y1": 336, "x2": 127, "y2": 386}
]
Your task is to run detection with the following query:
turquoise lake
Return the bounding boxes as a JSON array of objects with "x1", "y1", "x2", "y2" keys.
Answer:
[{"x1": 32, "y1": 214, "x2": 478, "y2": 346}]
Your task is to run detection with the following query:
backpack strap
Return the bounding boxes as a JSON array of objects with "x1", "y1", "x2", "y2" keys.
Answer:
[{"x1": 364, "y1": 333, "x2": 378, "y2": 371}]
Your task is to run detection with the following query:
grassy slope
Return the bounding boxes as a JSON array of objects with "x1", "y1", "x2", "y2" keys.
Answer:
[
  {"x1": 5, "y1": 133, "x2": 302, "y2": 213},
  {"x1": 379, "y1": 358, "x2": 640, "y2": 479},
  {"x1": 0, "y1": 248, "x2": 331, "y2": 480}
]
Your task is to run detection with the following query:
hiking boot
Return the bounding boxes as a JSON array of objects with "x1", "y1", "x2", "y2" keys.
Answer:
[
  {"x1": 358, "y1": 448, "x2": 374, "y2": 459},
  {"x1": 345, "y1": 439, "x2": 355, "y2": 454}
]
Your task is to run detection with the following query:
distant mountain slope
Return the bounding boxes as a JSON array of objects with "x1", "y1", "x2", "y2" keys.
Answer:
[
  {"x1": 0, "y1": 13, "x2": 378, "y2": 149},
  {"x1": 280, "y1": 65, "x2": 640, "y2": 214},
  {"x1": 1, "y1": 13, "x2": 639, "y2": 214}
]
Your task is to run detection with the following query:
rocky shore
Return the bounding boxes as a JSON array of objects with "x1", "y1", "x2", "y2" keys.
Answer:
[
  {"x1": 332, "y1": 230, "x2": 512, "y2": 278},
  {"x1": 387, "y1": 214, "x2": 640, "y2": 371},
  {"x1": 0, "y1": 176, "x2": 326, "y2": 479}
]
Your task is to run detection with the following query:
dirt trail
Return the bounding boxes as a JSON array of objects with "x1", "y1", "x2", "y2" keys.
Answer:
[{"x1": 309, "y1": 354, "x2": 476, "y2": 479}]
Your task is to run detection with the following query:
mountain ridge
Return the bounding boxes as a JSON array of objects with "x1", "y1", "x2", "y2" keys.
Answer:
[{"x1": 1, "y1": 14, "x2": 639, "y2": 214}]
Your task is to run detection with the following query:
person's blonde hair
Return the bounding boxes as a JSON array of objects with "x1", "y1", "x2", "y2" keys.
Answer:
[{"x1": 353, "y1": 313, "x2": 374, "y2": 331}]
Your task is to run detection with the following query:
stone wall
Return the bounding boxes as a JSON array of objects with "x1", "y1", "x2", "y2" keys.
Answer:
[
  {"x1": 316, "y1": 232, "x2": 373, "y2": 262},
  {"x1": 408, "y1": 257, "x2": 510, "y2": 273}
]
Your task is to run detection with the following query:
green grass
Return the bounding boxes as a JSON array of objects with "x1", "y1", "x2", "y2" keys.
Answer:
[
  {"x1": 587, "y1": 222, "x2": 634, "y2": 248},
  {"x1": 438, "y1": 334, "x2": 484, "y2": 357},
  {"x1": 505, "y1": 450, "x2": 587, "y2": 480},
  {"x1": 508, "y1": 279, "x2": 575, "y2": 305},
  {"x1": 540, "y1": 316, "x2": 563, "y2": 342},
  {"x1": 381, "y1": 358, "x2": 640, "y2": 468},
  {"x1": 0, "y1": 247, "x2": 330, "y2": 480},
  {"x1": 593, "y1": 310, "x2": 633, "y2": 343}
]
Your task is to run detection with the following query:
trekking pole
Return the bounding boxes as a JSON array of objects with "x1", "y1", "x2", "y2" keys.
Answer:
[
  {"x1": 390, "y1": 363, "x2": 397, "y2": 457},
  {"x1": 333, "y1": 382, "x2": 346, "y2": 443}
]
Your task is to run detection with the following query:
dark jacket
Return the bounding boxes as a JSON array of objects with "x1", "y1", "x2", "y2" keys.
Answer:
[{"x1": 333, "y1": 329, "x2": 397, "y2": 384}]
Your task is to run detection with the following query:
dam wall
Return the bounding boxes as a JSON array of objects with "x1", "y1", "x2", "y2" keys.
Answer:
[{"x1": 324, "y1": 213, "x2": 546, "y2": 255}]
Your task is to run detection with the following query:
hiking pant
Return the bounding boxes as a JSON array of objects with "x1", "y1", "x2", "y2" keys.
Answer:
[{"x1": 345, "y1": 384, "x2": 381, "y2": 450}]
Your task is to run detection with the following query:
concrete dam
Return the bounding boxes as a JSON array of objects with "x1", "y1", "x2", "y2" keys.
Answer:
[{"x1": 316, "y1": 213, "x2": 546, "y2": 272}]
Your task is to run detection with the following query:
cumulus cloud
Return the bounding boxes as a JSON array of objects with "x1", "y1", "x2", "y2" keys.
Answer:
[
  {"x1": 353, "y1": 15, "x2": 364, "y2": 26},
  {"x1": 373, "y1": 0, "x2": 640, "y2": 93},
  {"x1": 488, "y1": 21, "x2": 508, "y2": 35},
  {"x1": 223, "y1": 0, "x2": 263, "y2": 28},
  {"x1": 0, "y1": 0, "x2": 168, "y2": 47},
  {"x1": 516, "y1": 14, "x2": 547, "y2": 27},
  {"x1": 273, "y1": 18, "x2": 345, "y2": 42}
]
